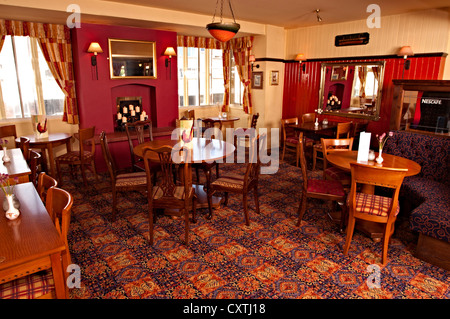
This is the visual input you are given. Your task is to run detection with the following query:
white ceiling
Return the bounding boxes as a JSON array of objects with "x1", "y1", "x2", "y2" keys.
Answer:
[
  {"x1": 0, "y1": 0, "x2": 448, "y2": 37},
  {"x1": 103, "y1": 0, "x2": 450, "y2": 28}
]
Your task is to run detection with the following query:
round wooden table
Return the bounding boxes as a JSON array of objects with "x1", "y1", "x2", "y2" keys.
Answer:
[
  {"x1": 327, "y1": 151, "x2": 421, "y2": 177},
  {"x1": 133, "y1": 137, "x2": 235, "y2": 163},
  {"x1": 326, "y1": 150, "x2": 421, "y2": 242},
  {"x1": 16, "y1": 133, "x2": 72, "y2": 179},
  {"x1": 134, "y1": 137, "x2": 236, "y2": 217}
]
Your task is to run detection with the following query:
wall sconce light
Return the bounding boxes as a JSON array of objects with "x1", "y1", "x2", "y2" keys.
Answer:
[
  {"x1": 398, "y1": 46, "x2": 413, "y2": 79},
  {"x1": 87, "y1": 42, "x2": 103, "y2": 80},
  {"x1": 315, "y1": 9, "x2": 322, "y2": 22},
  {"x1": 164, "y1": 47, "x2": 177, "y2": 79},
  {"x1": 295, "y1": 53, "x2": 306, "y2": 71},
  {"x1": 249, "y1": 55, "x2": 259, "y2": 72}
]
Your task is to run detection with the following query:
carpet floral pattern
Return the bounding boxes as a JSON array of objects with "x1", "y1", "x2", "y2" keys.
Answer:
[{"x1": 64, "y1": 158, "x2": 449, "y2": 299}]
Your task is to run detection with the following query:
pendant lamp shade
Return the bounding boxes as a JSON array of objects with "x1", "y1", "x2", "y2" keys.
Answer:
[{"x1": 207, "y1": 0, "x2": 240, "y2": 42}]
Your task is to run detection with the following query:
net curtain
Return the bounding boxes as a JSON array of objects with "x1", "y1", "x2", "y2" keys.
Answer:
[
  {"x1": 177, "y1": 35, "x2": 254, "y2": 114},
  {"x1": 0, "y1": 19, "x2": 79, "y2": 124}
]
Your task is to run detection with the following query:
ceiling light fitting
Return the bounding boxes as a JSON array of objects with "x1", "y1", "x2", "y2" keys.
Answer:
[
  {"x1": 206, "y1": 0, "x2": 240, "y2": 42},
  {"x1": 315, "y1": 9, "x2": 322, "y2": 22}
]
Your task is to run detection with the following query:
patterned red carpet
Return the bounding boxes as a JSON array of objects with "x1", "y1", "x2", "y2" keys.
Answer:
[{"x1": 64, "y1": 158, "x2": 449, "y2": 299}]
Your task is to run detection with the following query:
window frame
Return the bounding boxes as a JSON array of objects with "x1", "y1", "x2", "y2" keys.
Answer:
[
  {"x1": 177, "y1": 46, "x2": 243, "y2": 109},
  {"x1": 0, "y1": 35, "x2": 65, "y2": 120}
]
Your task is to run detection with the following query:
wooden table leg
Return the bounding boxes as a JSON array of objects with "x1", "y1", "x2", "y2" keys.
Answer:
[{"x1": 50, "y1": 251, "x2": 67, "y2": 299}]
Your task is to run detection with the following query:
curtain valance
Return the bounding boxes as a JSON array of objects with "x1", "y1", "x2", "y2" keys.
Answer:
[{"x1": 0, "y1": 19, "x2": 71, "y2": 41}]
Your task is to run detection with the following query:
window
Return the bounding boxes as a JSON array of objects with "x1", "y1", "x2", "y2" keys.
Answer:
[
  {"x1": 177, "y1": 47, "x2": 243, "y2": 107},
  {"x1": 0, "y1": 35, "x2": 65, "y2": 119}
]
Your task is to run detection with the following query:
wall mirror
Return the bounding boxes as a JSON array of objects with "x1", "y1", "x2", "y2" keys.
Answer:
[
  {"x1": 318, "y1": 61, "x2": 385, "y2": 120},
  {"x1": 109, "y1": 39, "x2": 156, "y2": 79}
]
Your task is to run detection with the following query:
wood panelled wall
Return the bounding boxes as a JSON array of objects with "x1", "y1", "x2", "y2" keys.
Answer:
[{"x1": 282, "y1": 55, "x2": 445, "y2": 137}]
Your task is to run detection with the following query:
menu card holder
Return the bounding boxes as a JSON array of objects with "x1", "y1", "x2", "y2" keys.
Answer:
[
  {"x1": 357, "y1": 131, "x2": 371, "y2": 163},
  {"x1": 31, "y1": 115, "x2": 48, "y2": 139}
]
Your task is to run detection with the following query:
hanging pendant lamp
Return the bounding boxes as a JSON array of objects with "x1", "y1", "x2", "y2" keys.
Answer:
[{"x1": 206, "y1": 0, "x2": 240, "y2": 42}]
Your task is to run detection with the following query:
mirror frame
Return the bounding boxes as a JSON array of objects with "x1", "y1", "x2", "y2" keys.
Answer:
[
  {"x1": 108, "y1": 38, "x2": 157, "y2": 79},
  {"x1": 318, "y1": 61, "x2": 385, "y2": 120}
]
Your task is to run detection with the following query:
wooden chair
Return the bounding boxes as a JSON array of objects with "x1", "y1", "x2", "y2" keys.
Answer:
[
  {"x1": 28, "y1": 150, "x2": 41, "y2": 187},
  {"x1": 0, "y1": 186, "x2": 73, "y2": 299},
  {"x1": 233, "y1": 113, "x2": 259, "y2": 163},
  {"x1": 0, "y1": 124, "x2": 18, "y2": 147},
  {"x1": 343, "y1": 163, "x2": 407, "y2": 264},
  {"x1": 125, "y1": 120, "x2": 153, "y2": 172},
  {"x1": 195, "y1": 118, "x2": 222, "y2": 183},
  {"x1": 46, "y1": 187, "x2": 74, "y2": 271},
  {"x1": 37, "y1": 172, "x2": 57, "y2": 203},
  {"x1": 143, "y1": 144, "x2": 197, "y2": 245},
  {"x1": 281, "y1": 117, "x2": 301, "y2": 166},
  {"x1": 296, "y1": 132, "x2": 347, "y2": 231},
  {"x1": 19, "y1": 137, "x2": 30, "y2": 160},
  {"x1": 313, "y1": 121, "x2": 352, "y2": 170},
  {"x1": 207, "y1": 133, "x2": 266, "y2": 226},
  {"x1": 187, "y1": 109, "x2": 195, "y2": 119},
  {"x1": 321, "y1": 137, "x2": 354, "y2": 188},
  {"x1": 55, "y1": 126, "x2": 98, "y2": 186},
  {"x1": 302, "y1": 113, "x2": 315, "y2": 123},
  {"x1": 100, "y1": 131, "x2": 147, "y2": 221}
]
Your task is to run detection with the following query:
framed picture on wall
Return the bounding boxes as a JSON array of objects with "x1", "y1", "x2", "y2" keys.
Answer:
[
  {"x1": 270, "y1": 71, "x2": 279, "y2": 85},
  {"x1": 331, "y1": 66, "x2": 348, "y2": 81},
  {"x1": 252, "y1": 72, "x2": 263, "y2": 89}
]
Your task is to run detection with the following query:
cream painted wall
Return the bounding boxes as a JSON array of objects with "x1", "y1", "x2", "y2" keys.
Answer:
[
  {"x1": 1, "y1": 117, "x2": 79, "y2": 155},
  {"x1": 285, "y1": 9, "x2": 450, "y2": 60}
]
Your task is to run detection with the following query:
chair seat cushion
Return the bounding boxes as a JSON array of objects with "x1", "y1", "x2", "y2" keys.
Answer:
[
  {"x1": 354, "y1": 192, "x2": 400, "y2": 217},
  {"x1": 285, "y1": 137, "x2": 299, "y2": 144},
  {"x1": 152, "y1": 185, "x2": 193, "y2": 200},
  {"x1": 307, "y1": 179, "x2": 345, "y2": 197},
  {"x1": 324, "y1": 166, "x2": 351, "y2": 185},
  {"x1": 56, "y1": 151, "x2": 93, "y2": 162},
  {"x1": 116, "y1": 172, "x2": 147, "y2": 187},
  {"x1": 0, "y1": 270, "x2": 54, "y2": 299},
  {"x1": 212, "y1": 174, "x2": 245, "y2": 190}
]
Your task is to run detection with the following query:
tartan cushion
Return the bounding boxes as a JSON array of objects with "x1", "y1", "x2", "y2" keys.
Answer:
[
  {"x1": 212, "y1": 174, "x2": 245, "y2": 190},
  {"x1": 307, "y1": 179, "x2": 345, "y2": 196},
  {"x1": 285, "y1": 137, "x2": 299, "y2": 144},
  {"x1": 152, "y1": 185, "x2": 192, "y2": 200},
  {"x1": 354, "y1": 192, "x2": 400, "y2": 217},
  {"x1": 324, "y1": 166, "x2": 351, "y2": 184},
  {"x1": 0, "y1": 270, "x2": 54, "y2": 299},
  {"x1": 116, "y1": 172, "x2": 147, "y2": 187},
  {"x1": 56, "y1": 151, "x2": 93, "y2": 162}
]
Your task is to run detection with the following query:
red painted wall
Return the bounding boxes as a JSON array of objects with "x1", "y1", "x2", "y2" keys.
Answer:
[
  {"x1": 71, "y1": 23, "x2": 178, "y2": 170},
  {"x1": 282, "y1": 55, "x2": 445, "y2": 145}
]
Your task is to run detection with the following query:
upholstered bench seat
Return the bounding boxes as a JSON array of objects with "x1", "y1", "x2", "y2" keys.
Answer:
[
  {"x1": 384, "y1": 130, "x2": 449, "y2": 269},
  {"x1": 0, "y1": 270, "x2": 53, "y2": 299}
]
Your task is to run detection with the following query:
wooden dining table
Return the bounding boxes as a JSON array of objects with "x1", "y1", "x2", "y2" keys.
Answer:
[
  {"x1": 0, "y1": 148, "x2": 31, "y2": 183},
  {"x1": 134, "y1": 137, "x2": 236, "y2": 218},
  {"x1": 288, "y1": 121, "x2": 339, "y2": 136},
  {"x1": 327, "y1": 150, "x2": 421, "y2": 241},
  {"x1": 15, "y1": 133, "x2": 72, "y2": 179},
  {"x1": 0, "y1": 182, "x2": 67, "y2": 299}
]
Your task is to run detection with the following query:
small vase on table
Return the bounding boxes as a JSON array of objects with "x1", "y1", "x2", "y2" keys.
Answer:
[
  {"x1": 3, "y1": 194, "x2": 20, "y2": 220},
  {"x1": 2, "y1": 146, "x2": 10, "y2": 163},
  {"x1": 376, "y1": 147, "x2": 384, "y2": 164}
]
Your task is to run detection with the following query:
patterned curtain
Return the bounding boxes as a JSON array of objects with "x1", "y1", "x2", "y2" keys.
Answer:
[
  {"x1": 230, "y1": 37, "x2": 253, "y2": 114},
  {"x1": 358, "y1": 66, "x2": 367, "y2": 98},
  {"x1": 0, "y1": 19, "x2": 78, "y2": 124},
  {"x1": 222, "y1": 48, "x2": 231, "y2": 112}
]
